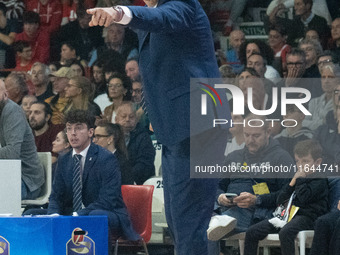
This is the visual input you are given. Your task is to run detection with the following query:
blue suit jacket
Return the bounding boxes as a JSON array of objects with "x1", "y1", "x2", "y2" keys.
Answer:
[
  {"x1": 48, "y1": 143, "x2": 139, "y2": 240},
  {"x1": 128, "y1": 0, "x2": 229, "y2": 146}
]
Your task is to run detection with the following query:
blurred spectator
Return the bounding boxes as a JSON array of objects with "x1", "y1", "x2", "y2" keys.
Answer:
[
  {"x1": 330, "y1": 18, "x2": 340, "y2": 63},
  {"x1": 12, "y1": 40, "x2": 34, "y2": 71},
  {"x1": 224, "y1": 112, "x2": 245, "y2": 156},
  {"x1": 103, "y1": 72, "x2": 131, "y2": 123},
  {"x1": 268, "y1": 25, "x2": 291, "y2": 76},
  {"x1": 94, "y1": 122, "x2": 134, "y2": 185},
  {"x1": 58, "y1": 41, "x2": 77, "y2": 68},
  {"x1": 266, "y1": 0, "x2": 330, "y2": 47},
  {"x1": 4, "y1": 71, "x2": 28, "y2": 104},
  {"x1": 2, "y1": 0, "x2": 25, "y2": 20},
  {"x1": 0, "y1": 80, "x2": 44, "y2": 199},
  {"x1": 317, "y1": 50, "x2": 334, "y2": 73},
  {"x1": 46, "y1": 67, "x2": 72, "y2": 125},
  {"x1": 60, "y1": 0, "x2": 77, "y2": 26},
  {"x1": 26, "y1": 0, "x2": 62, "y2": 35},
  {"x1": 21, "y1": 94, "x2": 37, "y2": 119},
  {"x1": 30, "y1": 62, "x2": 54, "y2": 101},
  {"x1": 50, "y1": 7, "x2": 103, "y2": 63},
  {"x1": 29, "y1": 101, "x2": 65, "y2": 161},
  {"x1": 51, "y1": 129, "x2": 70, "y2": 176},
  {"x1": 202, "y1": 0, "x2": 248, "y2": 36},
  {"x1": 125, "y1": 58, "x2": 140, "y2": 82},
  {"x1": 131, "y1": 80, "x2": 142, "y2": 104},
  {"x1": 298, "y1": 38, "x2": 323, "y2": 77},
  {"x1": 305, "y1": 29, "x2": 320, "y2": 43},
  {"x1": 0, "y1": 2, "x2": 20, "y2": 69},
  {"x1": 219, "y1": 64, "x2": 237, "y2": 84},
  {"x1": 69, "y1": 60, "x2": 85, "y2": 78},
  {"x1": 219, "y1": 30, "x2": 245, "y2": 74},
  {"x1": 15, "y1": 11, "x2": 50, "y2": 64},
  {"x1": 89, "y1": 23, "x2": 138, "y2": 65},
  {"x1": 239, "y1": 40, "x2": 281, "y2": 82},
  {"x1": 94, "y1": 54, "x2": 126, "y2": 111},
  {"x1": 115, "y1": 102, "x2": 155, "y2": 185},
  {"x1": 246, "y1": 53, "x2": 276, "y2": 96},
  {"x1": 303, "y1": 63, "x2": 340, "y2": 130},
  {"x1": 63, "y1": 76, "x2": 101, "y2": 118},
  {"x1": 267, "y1": 0, "x2": 332, "y2": 25},
  {"x1": 275, "y1": 104, "x2": 313, "y2": 158},
  {"x1": 91, "y1": 59, "x2": 106, "y2": 98},
  {"x1": 279, "y1": 48, "x2": 323, "y2": 98},
  {"x1": 314, "y1": 83, "x2": 340, "y2": 165}
]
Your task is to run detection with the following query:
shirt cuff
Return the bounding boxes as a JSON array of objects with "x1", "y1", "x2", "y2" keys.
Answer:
[{"x1": 115, "y1": 5, "x2": 133, "y2": 25}]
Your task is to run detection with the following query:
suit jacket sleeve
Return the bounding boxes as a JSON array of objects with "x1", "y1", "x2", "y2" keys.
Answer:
[{"x1": 127, "y1": 0, "x2": 196, "y2": 32}]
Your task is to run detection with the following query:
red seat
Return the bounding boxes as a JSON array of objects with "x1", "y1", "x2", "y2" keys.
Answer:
[{"x1": 113, "y1": 185, "x2": 154, "y2": 255}]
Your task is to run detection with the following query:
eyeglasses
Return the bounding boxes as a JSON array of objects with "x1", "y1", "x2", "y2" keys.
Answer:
[
  {"x1": 286, "y1": 62, "x2": 304, "y2": 67},
  {"x1": 318, "y1": 59, "x2": 333, "y2": 66},
  {"x1": 93, "y1": 134, "x2": 110, "y2": 139},
  {"x1": 130, "y1": 89, "x2": 142, "y2": 94},
  {"x1": 301, "y1": 47, "x2": 314, "y2": 52},
  {"x1": 107, "y1": 83, "x2": 123, "y2": 89},
  {"x1": 65, "y1": 84, "x2": 80, "y2": 88}
]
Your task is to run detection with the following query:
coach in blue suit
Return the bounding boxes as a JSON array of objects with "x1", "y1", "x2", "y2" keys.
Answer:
[
  {"x1": 87, "y1": 1, "x2": 230, "y2": 254},
  {"x1": 48, "y1": 110, "x2": 139, "y2": 241}
]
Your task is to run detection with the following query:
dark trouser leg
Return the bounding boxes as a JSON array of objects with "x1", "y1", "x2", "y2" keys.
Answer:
[
  {"x1": 244, "y1": 220, "x2": 278, "y2": 255},
  {"x1": 162, "y1": 138, "x2": 218, "y2": 255},
  {"x1": 329, "y1": 211, "x2": 340, "y2": 255},
  {"x1": 279, "y1": 215, "x2": 314, "y2": 255},
  {"x1": 310, "y1": 211, "x2": 340, "y2": 255}
]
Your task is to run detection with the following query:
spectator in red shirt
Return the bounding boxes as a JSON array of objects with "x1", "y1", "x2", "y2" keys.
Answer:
[
  {"x1": 12, "y1": 40, "x2": 34, "y2": 72},
  {"x1": 26, "y1": 0, "x2": 62, "y2": 35},
  {"x1": 28, "y1": 101, "x2": 65, "y2": 161},
  {"x1": 15, "y1": 11, "x2": 50, "y2": 64}
]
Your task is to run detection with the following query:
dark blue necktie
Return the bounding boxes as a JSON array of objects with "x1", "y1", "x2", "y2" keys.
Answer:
[{"x1": 72, "y1": 154, "x2": 82, "y2": 211}]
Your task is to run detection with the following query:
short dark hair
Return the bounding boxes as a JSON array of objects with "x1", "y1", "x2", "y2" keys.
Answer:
[
  {"x1": 0, "y1": 3, "x2": 7, "y2": 15},
  {"x1": 12, "y1": 40, "x2": 30, "y2": 53},
  {"x1": 294, "y1": 139, "x2": 323, "y2": 161},
  {"x1": 287, "y1": 48, "x2": 306, "y2": 62},
  {"x1": 31, "y1": 101, "x2": 52, "y2": 117},
  {"x1": 23, "y1": 11, "x2": 40, "y2": 24},
  {"x1": 64, "y1": 109, "x2": 96, "y2": 129}
]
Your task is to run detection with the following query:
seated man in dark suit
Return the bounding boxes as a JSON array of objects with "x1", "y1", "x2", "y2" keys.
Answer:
[
  {"x1": 48, "y1": 109, "x2": 139, "y2": 241},
  {"x1": 115, "y1": 102, "x2": 155, "y2": 184}
]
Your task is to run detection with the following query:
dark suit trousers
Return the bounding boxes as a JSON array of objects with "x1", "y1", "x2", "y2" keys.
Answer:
[
  {"x1": 310, "y1": 210, "x2": 340, "y2": 255},
  {"x1": 162, "y1": 138, "x2": 218, "y2": 255},
  {"x1": 244, "y1": 216, "x2": 314, "y2": 255}
]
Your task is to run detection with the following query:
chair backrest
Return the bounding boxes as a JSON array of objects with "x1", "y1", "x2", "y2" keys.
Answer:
[
  {"x1": 22, "y1": 152, "x2": 52, "y2": 205},
  {"x1": 121, "y1": 185, "x2": 154, "y2": 243}
]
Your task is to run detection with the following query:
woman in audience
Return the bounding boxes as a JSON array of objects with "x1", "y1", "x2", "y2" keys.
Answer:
[
  {"x1": 239, "y1": 39, "x2": 281, "y2": 80},
  {"x1": 303, "y1": 63, "x2": 340, "y2": 130},
  {"x1": 93, "y1": 122, "x2": 134, "y2": 185},
  {"x1": 63, "y1": 76, "x2": 101, "y2": 118},
  {"x1": 91, "y1": 59, "x2": 106, "y2": 98},
  {"x1": 70, "y1": 60, "x2": 86, "y2": 78},
  {"x1": 268, "y1": 25, "x2": 291, "y2": 76},
  {"x1": 299, "y1": 38, "x2": 323, "y2": 77},
  {"x1": 59, "y1": 42, "x2": 78, "y2": 68},
  {"x1": 103, "y1": 72, "x2": 131, "y2": 123},
  {"x1": 51, "y1": 130, "x2": 71, "y2": 177}
]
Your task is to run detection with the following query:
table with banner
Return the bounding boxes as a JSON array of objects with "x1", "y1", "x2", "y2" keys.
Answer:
[{"x1": 0, "y1": 215, "x2": 108, "y2": 255}]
